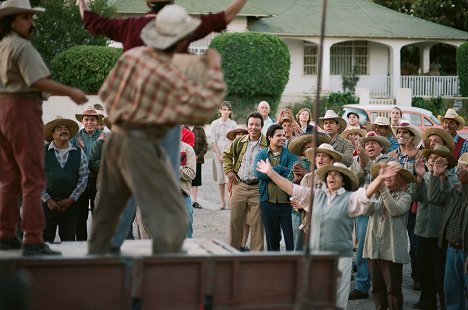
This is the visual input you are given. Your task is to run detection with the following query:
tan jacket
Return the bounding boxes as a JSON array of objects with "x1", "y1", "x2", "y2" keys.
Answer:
[{"x1": 180, "y1": 142, "x2": 196, "y2": 196}]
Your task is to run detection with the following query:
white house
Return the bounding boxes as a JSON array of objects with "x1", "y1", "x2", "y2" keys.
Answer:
[{"x1": 112, "y1": 0, "x2": 468, "y2": 103}]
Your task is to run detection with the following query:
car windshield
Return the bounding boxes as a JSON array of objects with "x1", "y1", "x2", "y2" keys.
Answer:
[
  {"x1": 430, "y1": 115, "x2": 441, "y2": 125},
  {"x1": 342, "y1": 108, "x2": 368, "y2": 125}
]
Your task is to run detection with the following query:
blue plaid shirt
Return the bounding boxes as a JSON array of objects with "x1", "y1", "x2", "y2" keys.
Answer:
[{"x1": 454, "y1": 134, "x2": 468, "y2": 158}]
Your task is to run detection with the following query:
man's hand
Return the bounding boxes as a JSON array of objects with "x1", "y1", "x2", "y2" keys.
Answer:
[
  {"x1": 76, "y1": 0, "x2": 90, "y2": 19},
  {"x1": 57, "y1": 198, "x2": 74, "y2": 213},
  {"x1": 433, "y1": 157, "x2": 448, "y2": 177},
  {"x1": 226, "y1": 171, "x2": 239, "y2": 185},
  {"x1": 46, "y1": 199, "x2": 59, "y2": 212},
  {"x1": 406, "y1": 139, "x2": 418, "y2": 158},
  {"x1": 458, "y1": 166, "x2": 468, "y2": 185},
  {"x1": 415, "y1": 158, "x2": 426, "y2": 179},
  {"x1": 358, "y1": 146, "x2": 369, "y2": 168},
  {"x1": 293, "y1": 163, "x2": 307, "y2": 178},
  {"x1": 204, "y1": 49, "x2": 222, "y2": 70},
  {"x1": 69, "y1": 88, "x2": 88, "y2": 105}
]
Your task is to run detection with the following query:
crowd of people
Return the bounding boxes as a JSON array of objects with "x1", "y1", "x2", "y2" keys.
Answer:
[{"x1": 1, "y1": 0, "x2": 468, "y2": 309}]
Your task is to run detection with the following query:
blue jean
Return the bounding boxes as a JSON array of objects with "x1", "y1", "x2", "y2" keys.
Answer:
[
  {"x1": 183, "y1": 194, "x2": 193, "y2": 238},
  {"x1": 355, "y1": 215, "x2": 371, "y2": 293},
  {"x1": 291, "y1": 210, "x2": 303, "y2": 251},
  {"x1": 111, "y1": 197, "x2": 137, "y2": 248},
  {"x1": 161, "y1": 126, "x2": 181, "y2": 179},
  {"x1": 260, "y1": 201, "x2": 293, "y2": 251},
  {"x1": 444, "y1": 246, "x2": 467, "y2": 310}
]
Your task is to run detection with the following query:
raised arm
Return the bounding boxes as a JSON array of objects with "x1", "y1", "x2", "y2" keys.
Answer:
[{"x1": 224, "y1": 0, "x2": 248, "y2": 23}]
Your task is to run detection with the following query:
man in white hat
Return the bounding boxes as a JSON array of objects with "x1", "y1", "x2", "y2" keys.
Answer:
[
  {"x1": 367, "y1": 116, "x2": 398, "y2": 152},
  {"x1": 0, "y1": 0, "x2": 87, "y2": 256},
  {"x1": 438, "y1": 108, "x2": 468, "y2": 158},
  {"x1": 42, "y1": 117, "x2": 89, "y2": 243},
  {"x1": 317, "y1": 110, "x2": 354, "y2": 166},
  {"x1": 88, "y1": 5, "x2": 225, "y2": 255}
]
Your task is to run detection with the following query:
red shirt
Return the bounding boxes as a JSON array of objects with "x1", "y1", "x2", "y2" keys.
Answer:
[{"x1": 83, "y1": 10, "x2": 227, "y2": 52}]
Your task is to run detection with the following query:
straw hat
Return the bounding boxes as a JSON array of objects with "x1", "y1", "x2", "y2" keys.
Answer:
[
  {"x1": 316, "y1": 162, "x2": 359, "y2": 191},
  {"x1": 226, "y1": 126, "x2": 248, "y2": 141},
  {"x1": 140, "y1": 4, "x2": 201, "y2": 50},
  {"x1": 288, "y1": 133, "x2": 331, "y2": 156},
  {"x1": 359, "y1": 131, "x2": 391, "y2": 153},
  {"x1": 44, "y1": 116, "x2": 79, "y2": 143},
  {"x1": 437, "y1": 108, "x2": 465, "y2": 130},
  {"x1": 370, "y1": 161, "x2": 416, "y2": 183},
  {"x1": 365, "y1": 116, "x2": 390, "y2": 132},
  {"x1": 317, "y1": 110, "x2": 348, "y2": 133},
  {"x1": 422, "y1": 128, "x2": 455, "y2": 153},
  {"x1": 458, "y1": 153, "x2": 468, "y2": 168},
  {"x1": 391, "y1": 121, "x2": 422, "y2": 145},
  {"x1": 75, "y1": 107, "x2": 104, "y2": 123},
  {"x1": 0, "y1": 0, "x2": 45, "y2": 19},
  {"x1": 304, "y1": 143, "x2": 342, "y2": 162},
  {"x1": 422, "y1": 145, "x2": 458, "y2": 169},
  {"x1": 341, "y1": 128, "x2": 367, "y2": 140}
]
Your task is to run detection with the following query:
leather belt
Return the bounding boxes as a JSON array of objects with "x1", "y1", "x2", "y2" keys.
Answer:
[
  {"x1": 240, "y1": 179, "x2": 259, "y2": 186},
  {"x1": 449, "y1": 242, "x2": 463, "y2": 250}
]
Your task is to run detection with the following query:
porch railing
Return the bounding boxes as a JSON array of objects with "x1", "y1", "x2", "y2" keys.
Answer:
[
  {"x1": 330, "y1": 75, "x2": 391, "y2": 97},
  {"x1": 400, "y1": 76, "x2": 459, "y2": 98}
]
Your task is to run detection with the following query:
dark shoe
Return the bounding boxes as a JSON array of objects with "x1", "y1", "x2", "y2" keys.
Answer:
[
  {"x1": 413, "y1": 281, "x2": 421, "y2": 291},
  {"x1": 192, "y1": 202, "x2": 202, "y2": 209},
  {"x1": 0, "y1": 237, "x2": 22, "y2": 250},
  {"x1": 348, "y1": 289, "x2": 369, "y2": 300},
  {"x1": 240, "y1": 246, "x2": 250, "y2": 252},
  {"x1": 22, "y1": 243, "x2": 61, "y2": 257}
]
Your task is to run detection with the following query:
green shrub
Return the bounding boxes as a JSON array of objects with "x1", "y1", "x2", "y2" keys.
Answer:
[
  {"x1": 51, "y1": 45, "x2": 122, "y2": 93},
  {"x1": 209, "y1": 32, "x2": 290, "y2": 116},
  {"x1": 457, "y1": 42, "x2": 468, "y2": 97}
]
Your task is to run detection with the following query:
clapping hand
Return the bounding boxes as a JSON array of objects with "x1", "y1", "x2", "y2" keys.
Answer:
[
  {"x1": 457, "y1": 166, "x2": 468, "y2": 185},
  {"x1": 415, "y1": 158, "x2": 426, "y2": 178},
  {"x1": 433, "y1": 157, "x2": 448, "y2": 176},
  {"x1": 256, "y1": 159, "x2": 272, "y2": 176}
]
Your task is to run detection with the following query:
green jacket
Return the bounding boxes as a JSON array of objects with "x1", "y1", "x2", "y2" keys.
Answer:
[{"x1": 223, "y1": 134, "x2": 268, "y2": 175}]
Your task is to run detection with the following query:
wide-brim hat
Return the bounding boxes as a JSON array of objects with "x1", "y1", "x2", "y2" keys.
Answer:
[
  {"x1": 317, "y1": 110, "x2": 348, "y2": 133},
  {"x1": 226, "y1": 126, "x2": 248, "y2": 141},
  {"x1": 370, "y1": 161, "x2": 416, "y2": 183},
  {"x1": 359, "y1": 131, "x2": 391, "y2": 153},
  {"x1": 365, "y1": 116, "x2": 391, "y2": 132},
  {"x1": 44, "y1": 116, "x2": 79, "y2": 142},
  {"x1": 304, "y1": 143, "x2": 342, "y2": 162},
  {"x1": 288, "y1": 132, "x2": 332, "y2": 156},
  {"x1": 391, "y1": 121, "x2": 422, "y2": 145},
  {"x1": 140, "y1": 4, "x2": 201, "y2": 50},
  {"x1": 341, "y1": 128, "x2": 367, "y2": 140},
  {"x1": 316, "y1": 162, "x2": 359, "y2": 191},
  {"x1": 0, "y1": 0, "x2": 45, "y2": 19},
  {"x1": 75, "y1": 107, "x2": 104, "y2": 122},
  {"x1": 422, "y1": 145, "x2": 458, "y2": 169},
  {"x1": 437, "y1": 108, "x2": 465, "y2": 131},
  {"x1": 422, "y1": 128, "x2": 455, "y2": 153}
]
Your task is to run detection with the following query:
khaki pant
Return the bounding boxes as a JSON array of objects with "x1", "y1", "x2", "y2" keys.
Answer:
[
  {"x1": 88, "y1": 129, "x2": 187, "y2": 254},
  {"x1": 229, "y1": 182, "x2": 264, "y2": 251}
]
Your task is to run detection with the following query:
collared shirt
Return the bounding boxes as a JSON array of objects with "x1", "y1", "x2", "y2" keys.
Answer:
[
  {"x1": 99, "y1": 47, "x2": 225, "y2": 127},
  {"x1": 261, "y1": 116, "x2": 275, "y2": 135},
  {"x1": 388, "y1": 147, "x2": 422, "y2": 176},
  {"x1": 41, "y1": 142, "x2": 89, "y2": 203},
  {"x1": 0, "y1": 32, "x2": 49, "y2": 95},
  {"x1": 238, "y1": 138, "x2": 262, "y2": 181},
  {"x1": 387, "y1": 135, "x2": 399, "y2": 153},
  {"x1": 267, "y1": 149, "x2": 290, "y2": 203},
  {"x1": 454, "y1": 134, "x2": 468, "y2": 158}
]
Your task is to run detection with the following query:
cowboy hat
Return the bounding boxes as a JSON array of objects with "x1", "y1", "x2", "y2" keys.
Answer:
[
  {"x1": 140, "y1": 4, "x2": 201, "y2": 50},
  {"x1": 317, "y1": 110, "x2": 348, "y2": 133},
  {"x1": 316, "y1": 162, "x2": 359, "y2": 191},
  {"x1": 75, "y1": 107, "x2": 104, "y2": 123},
  {"x1": 287, "y1": 132, "x2": 331, "y2": 156},
  {"x1": 304, "y1": 143, "x2": 343, "y2": 163},
  {"x1": 44, "y1": 116, "x2": 79, "y2": 143},
  {"x1": 365, "y1": 116, "x2": 391, "y2": 132},
  {"x1": 370, "y1": 161, "x2": 416, "y2": 183},
  {"x1": 226, "y1": 126, "x2": 248, "y2": 141},
  {"x1": 0, "y1": 0, "x2": 45, "y2": 19},
  {"x1": 341, "y1": 128, "x2": 367, "y2": 140},
  {"x1": 359, "y1": 131, "x2": 391, "y2": 153},
  {"x1": 391, "y1": 121, "x2": 422, "y2": 145},
  {"x1": 458, "y1": 153, "x2": 468, "y2": 169},
  {"x1": 422, "y1": 128, "x2": 455, "y2": 153},
  {"x1": 437, "y1": 108, "x2": 465, "y2": 131},
  {"x1": 422, "y1": 145, "x2": 458, "y2": 170}
]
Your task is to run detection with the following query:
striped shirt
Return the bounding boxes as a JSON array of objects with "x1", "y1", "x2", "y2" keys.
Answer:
[
  {"x1": 99, "y1": 47, "x2": 225, "y2": 127},
  {"x1": 41, "y1": 142, "x2": 89, "y2": 203}
]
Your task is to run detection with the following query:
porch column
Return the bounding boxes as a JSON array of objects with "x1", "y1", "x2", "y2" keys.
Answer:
[
  {"x1": 419, "y1": 44, "x2": 434, "y2": 74},
  {"x1": 390, "y1": 44, "x2": 404, "y2": 98},
  {"x1": 320, "y1": 40, "x2": 332, "y2": 93}
]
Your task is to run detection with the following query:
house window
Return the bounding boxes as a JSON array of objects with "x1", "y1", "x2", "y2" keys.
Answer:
[
  {"x1": 188, "y1": 33, "x2": 217, "y2": 56},
  {"x1": 304, "y1": 42, "x2": 318, "y2": 75},
  {"x1": 330, "y1": 41, "x2": 368, "y2": 75}
]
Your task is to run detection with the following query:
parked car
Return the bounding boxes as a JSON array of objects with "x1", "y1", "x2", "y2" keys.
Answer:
[{"x1": 341, "y1": 104, "x2": 468, "y2": 138}]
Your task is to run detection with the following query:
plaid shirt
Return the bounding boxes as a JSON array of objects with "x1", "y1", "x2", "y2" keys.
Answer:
[
  {"x1": 454, "y1": 133, "x2": 468, "y2": 158},
  {"x1": 41, "y1": 142, "x2": 89, "y2": 203},
  {"x1": 99, "y1": 47, "x2": 225, "y2": 127},
  {"x1": 184, "y1": 125, "x2": 208, "y2": 164}
]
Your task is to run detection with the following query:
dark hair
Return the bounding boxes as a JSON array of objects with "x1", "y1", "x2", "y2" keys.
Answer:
[
  {"x1": 218, "y1": 101, "x2": 233, "y2": 119},
  {"x1": 246, "y1": 111, "x2": 264, "y2": 128},
  {"x1": 266, "y1": 124, "x2": 283, "y2": 139},
  {"x1": 0, "y1": 15, "x2": 16, "y2": 40},
  {"x1": 326, "y1": 171, "x2": 353, "y2": 191},
  {"x1": 347, "y1": 112, "x2": 360, "y2": 119}
]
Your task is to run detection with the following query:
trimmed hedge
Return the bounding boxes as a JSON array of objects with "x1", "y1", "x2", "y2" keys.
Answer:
[
  {"x1": 209, "y1": 32, "x2": 290, "y2": 118},
  {"x1": 50, "y1": 45, "x2": 122, "y2": 93},
  {"x1": 457, "y1": 42, "x2": 468, "y2": 97}
]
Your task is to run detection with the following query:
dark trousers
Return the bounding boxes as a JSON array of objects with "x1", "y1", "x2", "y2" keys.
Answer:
[
  {"x1": 368, "y1": 259, "x2": 403, "y2": 310},
  {"x1": 408, "y1": 210, "x2": 419, "y2": 283},
  {"x1": 260, "y1": 201, "x2": 293, "y2": 251},
  {"x1": 42, "y1": 204, "x2": 76, "y2": 242},
  {"x1": 75, "y1": 176, "x2": 97, "y2": 241},
  {"x1": 416, "y1": 236, "x2": 446, "y2": 310}
]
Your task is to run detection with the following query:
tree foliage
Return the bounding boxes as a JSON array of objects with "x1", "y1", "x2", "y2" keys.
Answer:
[
  {"x1": 50, "y1": 45, "x2": 122, "y2": 93},
  {"x1": 209, "y1": 32, "x2": 290, "y2": 118},
  {"x1": 457, "y1": 42, "x2": 468, "y2": 97},
  {"x1": 30, "y1": 0, "x2": 115, "y2": 66}
]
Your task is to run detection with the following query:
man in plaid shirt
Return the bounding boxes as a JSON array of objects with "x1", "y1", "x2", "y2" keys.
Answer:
[{"x1": 88, "y1": 5, "x2": 225, "y2": 255}]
